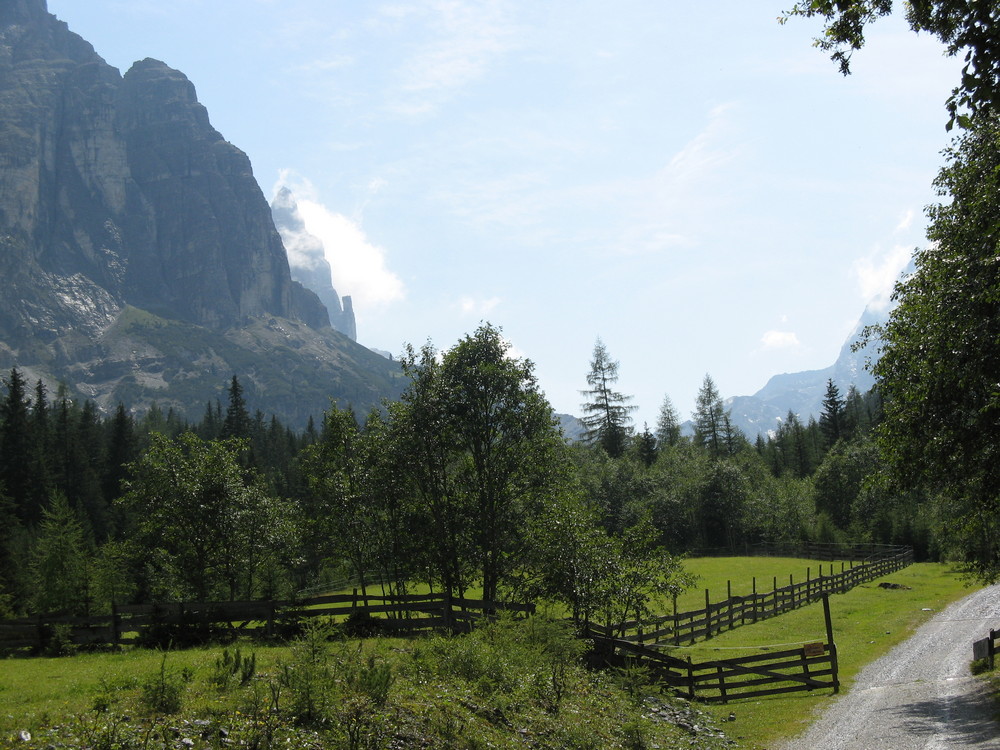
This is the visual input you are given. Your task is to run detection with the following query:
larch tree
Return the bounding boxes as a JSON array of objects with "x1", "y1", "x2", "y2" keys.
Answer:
[
  {"x1": 655, "y1": 394, "x2": 682, "y2": 449},
  {"x1": 579, "y1": 338, "x2": 636, "y2": 458}
]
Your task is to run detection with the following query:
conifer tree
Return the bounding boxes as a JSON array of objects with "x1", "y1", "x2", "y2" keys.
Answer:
[
  {"x1": 655, "y1": 394, "x2": 682, "y2": 448},
  {"x1": 30, "y1": 492, "x2": 89, "y2": 615},
  {"x1": 1, "y1": 369, "x2": 40, "y2": 523},
  {"x1": 579, "y1": 339, "x2": 636, "y2": 458},
  {"x1": 222, "y1": 375, "x2": 252, "y2": 440},
  {"x1": 819, "y1": 379, "x2": 845, "y2": 448},
  {"x1": 692, "y1": 374, "x2": 729, "y2": 459}
]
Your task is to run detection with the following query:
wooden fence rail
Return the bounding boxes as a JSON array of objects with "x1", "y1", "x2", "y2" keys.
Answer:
[
  {"x1": 588, "y1": 548, "x2": 913, "y2": 646},
  {"x1": 0, "y1": 593, "x2": 535, "y2": 652},
  {"x1": 592, "y1": 593, "x2": 840, "y2": 703}
]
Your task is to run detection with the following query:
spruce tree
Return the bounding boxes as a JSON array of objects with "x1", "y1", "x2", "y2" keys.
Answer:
[
  {"x1": 1, "y1": 369, "x2": 39, "y2": 523},
  {"x1": 819, "y1": 379, "x2": 845, "y2": 448},
  {"x1": 222, "y1": 375, "x2": 252, "y2": 440}
]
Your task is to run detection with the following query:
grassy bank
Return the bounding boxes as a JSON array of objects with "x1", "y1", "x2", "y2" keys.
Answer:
[
  {"x1": 680, "y1": 562, "x2": 978, "y2": 748},
  {"x1": 1, "y1": 616, "x2": 733, "y2": 749}
]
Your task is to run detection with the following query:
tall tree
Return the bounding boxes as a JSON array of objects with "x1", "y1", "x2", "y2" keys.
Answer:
[
  {"x1": 654, "y1": 394, "x2": 682, "y2": 449},
  {"x1": 30, "y1": 492, "x2": 90, "y2": 615},
  {"x1": 868, "y1": 113, "x2": 1000, "y2": 580},
  {"x1": 222, "y1": 375, "x2": 252, "y2": 441},
  {"x1": 579, "y1": 338, "x2": 636, "y2": 458},
  {"x1": 438, "y1": 324, "x2": 563, "y2": 603},
  {"x1": 119, "y1": 433, "x2": 285, "y2": 600},
  {"x1": 819, "y1": 379, "x2": 846, "y2": 448},
  {"x1": 0, "y1": 369, "x2": 40, "y2": 523},
  {"x1": 691, "y1": 374, "x2": 728, "y2": 459}
]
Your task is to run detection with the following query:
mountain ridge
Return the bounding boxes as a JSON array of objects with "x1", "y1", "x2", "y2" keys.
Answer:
[{"x1": 0, "y1": 1, "x2": 403, "y2": 426}]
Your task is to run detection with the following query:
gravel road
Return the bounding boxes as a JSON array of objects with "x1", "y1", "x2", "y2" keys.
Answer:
[{"x1": 780, "y1": 583, "x2": 1000, "y2": 750}]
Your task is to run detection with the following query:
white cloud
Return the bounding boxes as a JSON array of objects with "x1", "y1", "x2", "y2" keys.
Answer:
[
  {"x1": 614, "y1": 103, "x2": 741, "y2": 255},
  {"x1": 894, "y1": 208, "x2": 915, "y2": 233},
  {"x1": 458, "y1": 295, "x2": 500, "y2": 316},
  {"x1": 854, "y1": 243, "x2": 912, "y2": 311},
  {"x1": 296, "y1": 201, "x2": 405, "y2": 310},
  {"x1": 387, "y1": 0, "x2": 522, "y2": 114},
  {"x1": 760, "y1": 330, "x2": 801, "y2": 350},
  {"x1": 272, "y1": 172, "x2": 405, "y2": 312}
]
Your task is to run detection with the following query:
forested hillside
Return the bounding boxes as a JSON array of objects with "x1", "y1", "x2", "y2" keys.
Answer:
[{"x1": 0, "y1": 327, "x2": 933, "y2": 623}]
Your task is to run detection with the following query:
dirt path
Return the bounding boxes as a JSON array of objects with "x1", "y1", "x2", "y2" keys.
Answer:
[{"x1": 780, "y1": 584, "x2": 1000, "y2": 750}]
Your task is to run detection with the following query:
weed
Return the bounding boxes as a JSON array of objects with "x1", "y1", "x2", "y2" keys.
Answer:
[
  {"x1": 346, "y1": 651, "x2": 394, "y2": 706},
  {"x1": 278, "y1": 619, "x2": 338, "y2": 725},
  {"x1": 139, "y1": 652, "x2": 187, "y2": 714},
  {"x1": 612, "y1": 663, "x2": 653, "y2": 702},
  {"x1": 212, "y1": 647, "x2": 257, "y2": 690},
  {"x1": 970, "y1": 657, "x2": 993, "y2": 675}
]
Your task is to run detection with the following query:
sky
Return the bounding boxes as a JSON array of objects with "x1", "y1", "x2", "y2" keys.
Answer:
[{"x1": 47, "y1": 0, "x2": 961, "y2": 426}]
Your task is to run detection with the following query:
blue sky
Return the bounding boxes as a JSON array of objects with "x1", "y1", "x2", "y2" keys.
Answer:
[{"x1": 48, "y1": 0, "x2": 959, "y2": 425}]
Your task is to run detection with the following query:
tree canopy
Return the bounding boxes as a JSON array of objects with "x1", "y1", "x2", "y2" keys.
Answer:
[
  {"x1": 869, "y1": 113, "x2": 1000, "y2": 580},
  {"x1": 784, "y1": 0, "x2": 1000, "y2": 127}
]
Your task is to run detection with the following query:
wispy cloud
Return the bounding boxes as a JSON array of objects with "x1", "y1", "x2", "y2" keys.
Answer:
[
  {"x1": 894, "y1": 208, "x2": 915, "y2": 233},
  {"x1": 854, "y1": 242, "x2": 912, "y2": 311},
  {"x1": 614, "y1": 103, "x2": 742, "y2": 255},
  {"x1": 760, "y1": 330, "x2": 801, "y2": 350},
  {"x1": 386, "y1": 0, "x2": 522, "y2": 114},
  {"x1": 457, "y1": 295, "x2": 501, "y2": 316}
]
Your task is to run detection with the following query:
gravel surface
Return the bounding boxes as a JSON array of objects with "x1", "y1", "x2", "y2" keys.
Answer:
[{"x1": 780, "y1": 584, "x2": 1000, "y2": 750}]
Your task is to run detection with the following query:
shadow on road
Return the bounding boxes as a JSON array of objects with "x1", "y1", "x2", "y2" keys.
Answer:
[{"x1": 883, "y1": 683, "x2": 1000, "y2": 747}]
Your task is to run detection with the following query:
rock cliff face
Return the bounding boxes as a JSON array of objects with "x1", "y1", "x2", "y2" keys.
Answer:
[
  {"x1": 271, "y1": 187, "x2": 357, "y2": 340},
  {"x1": 0, "y1": 0, "x2": 401, "y2": 424}
]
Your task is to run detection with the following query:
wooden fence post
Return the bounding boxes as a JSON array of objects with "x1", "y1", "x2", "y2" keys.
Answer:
[
  {"x1": 687, "y1": 657, "x2": 696, "y2": 700},
  {"x1": 727, "y1": 580, "x2": 734, "y2": 631},
  {"x1": 823, "y1": 593, "x2": 839, "y2": 694},
  {"x1": 705, "y1": 589, "x2": 712, "y2": 639},
  {"x1": 111, "y1": 603, "x2": 120, "y2": 647},
  {"x1": 673, "y1": 594, "x2": 679, "y2": 646}
]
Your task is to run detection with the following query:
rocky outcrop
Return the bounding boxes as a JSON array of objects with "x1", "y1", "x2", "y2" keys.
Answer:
[
  {"x1": 271, "y1": 187, "x2": 357, "y2": 340},
  {"x1": 0, "y1": 0, "x2": 401, "y2": 425}
]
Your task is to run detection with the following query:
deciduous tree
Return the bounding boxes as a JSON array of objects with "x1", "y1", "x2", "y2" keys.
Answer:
[{"x1": 868, "y1": 114, "x2": 1000, "y2": 579}]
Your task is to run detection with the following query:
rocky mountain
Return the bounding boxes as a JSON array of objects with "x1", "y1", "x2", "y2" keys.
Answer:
[
  {"x1": 270, "y1": 188, "x2": 357, "y2": 340},
  {"x1": 725, "y1": 301, "x2": 886, "y2": 438},
  {"x1": 0, "y1": 0, "x2": 403, "y2": 425}
]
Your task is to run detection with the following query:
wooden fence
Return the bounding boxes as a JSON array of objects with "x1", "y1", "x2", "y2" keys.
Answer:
[
  {"x1": 973, "y1": 627, "x2": 999, "y2": 669},
  {"x1": 0, "y1": 592, "x2": 534, "y2": 652},
  {"x1": 588, "y1": 547, "x2": 913, "y2": 645},
  {"x1": 593, "y1": 594, "x2": 840, "y2": 703}
]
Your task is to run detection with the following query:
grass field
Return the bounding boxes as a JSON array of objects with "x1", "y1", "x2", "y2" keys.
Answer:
[
  {"x1": 0, "y1": 559, "x2": 979, "y2": 749},
  {"x1": 671, "y1": 556, "x2": 860, "y2": 613},
  {"x1": 681, "y1": 562, "x2": 980, "y2": 749}
]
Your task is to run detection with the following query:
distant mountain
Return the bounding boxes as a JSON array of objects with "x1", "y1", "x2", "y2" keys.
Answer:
[
  {"x1": 726, "y1": 301, "x2": 886, "y2": 438},
  {"x1": 0, "y1": 0, "x2": 403, "y2": 425},
  {"x1": 271, "y1": 188, "x2": 357, "y2": 341}
]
